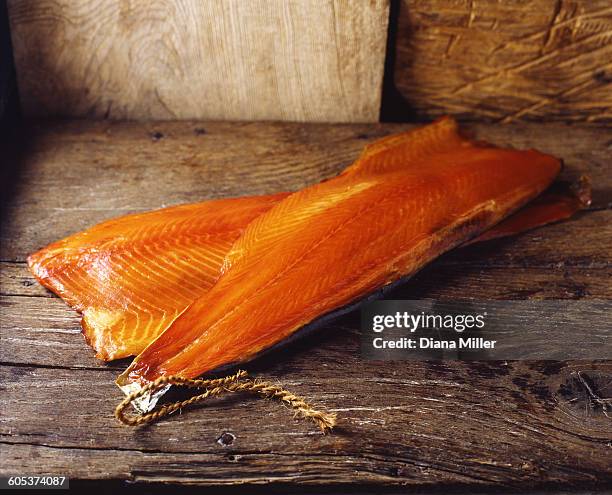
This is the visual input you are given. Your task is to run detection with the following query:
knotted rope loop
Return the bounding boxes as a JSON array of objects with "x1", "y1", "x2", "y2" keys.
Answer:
[{"x1": 115, "y1": 370, "x2": 336, "y2": 433}]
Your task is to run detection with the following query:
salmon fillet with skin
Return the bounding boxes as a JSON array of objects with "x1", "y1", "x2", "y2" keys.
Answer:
[
  {"x1": 27, "y1": 193, "x2": 288, "y2": 360},
  {"x1": 28, "y1": 119, "x2": 584, "y2": 366},
  {"x1": 118, "y1": 117, "x2": 562, "y2": 391},
  {"x1": 27, "y1": 183, "x2": 584, "y2": 362}
]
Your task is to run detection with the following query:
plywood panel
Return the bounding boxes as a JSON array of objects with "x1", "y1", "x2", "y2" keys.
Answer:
[
  {"x1": 7, "y1": 0, "x2": 389, "y2": 122},
  {"x1": 392, "y1": 0, "x2": 612, "y2": 123}
]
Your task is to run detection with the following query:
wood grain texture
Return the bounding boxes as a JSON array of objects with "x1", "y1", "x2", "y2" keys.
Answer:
[
  {"x1": 1, "y1": 120, "x2": 610, "y2": 261},
  {"x1": 393, "y1": 0, "x2": 612, "y2": 123},
  {"x1": 7, "y1": 0, "x2": 389, "y2": 122},
  {"x1": 1, "y1": 120, "x2": 611, "y2": 488},
  {"x1": 1, "y1": 361, "x2": 611, "y2": 487}
]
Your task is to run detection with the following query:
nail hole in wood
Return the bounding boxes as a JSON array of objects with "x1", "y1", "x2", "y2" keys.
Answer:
[{"x1": 216, "y1": 431, "x2": 236, "y2": 446}]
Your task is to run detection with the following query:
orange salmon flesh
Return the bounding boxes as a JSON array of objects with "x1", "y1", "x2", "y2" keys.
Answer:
[
  {"x1": 27, "y1": 117, "x2": 589, "y2": 393},
  {"x1": 116, "y1": 117, "x2": 564, "y2": 388}
]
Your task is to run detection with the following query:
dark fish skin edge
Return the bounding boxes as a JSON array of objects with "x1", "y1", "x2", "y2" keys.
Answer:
[{"x1": 200, "y1": 268, "x2": 419, "y2": 378}]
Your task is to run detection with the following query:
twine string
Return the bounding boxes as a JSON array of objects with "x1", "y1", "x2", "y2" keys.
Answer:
[{"x1": 115, "y1": 370, "x2": 337, "y2": 433}]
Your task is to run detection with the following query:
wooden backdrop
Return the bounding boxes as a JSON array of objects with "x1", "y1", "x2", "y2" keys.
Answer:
[
  {"x1": 7, "y1": 0, "x2": 390, "y2": 122},
  {"x1": 7, "y1": 0, "x2": 612, "y2": 123},
  {"x1": 393, "y1": 0, "x2": 612, "y2": 123}
]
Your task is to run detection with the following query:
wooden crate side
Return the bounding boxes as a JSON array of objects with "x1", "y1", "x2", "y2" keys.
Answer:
[{"x1": 7, "y1": 0, "x2": 389, "y2": 122}]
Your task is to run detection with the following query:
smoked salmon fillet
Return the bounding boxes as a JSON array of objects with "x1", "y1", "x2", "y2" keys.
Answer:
[
  {"x1": 118, "y1": 117, "x2": 564, "y2": 391},
  {"x1": 28, "y1": 120, "x2": 586, "y2": 367},
  {"x1": 27, "y1": 193, "x2": 287, "y2": 360},
  {"x1": 27, "y1": 186, "x2": 584, "y2": 362}
]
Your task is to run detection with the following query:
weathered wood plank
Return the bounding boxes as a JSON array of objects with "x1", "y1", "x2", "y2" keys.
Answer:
[
  {"x1": 2, "y1": 261, "x2": 611, "y2": 370},
  {"x1": 1, "y1": 361, "x2": 611, "y2": 486},
  {"x1": 4, "y1": 208, "x2": 610, "y2": 267},
  {"x1": 1, "y1": 120, "x2": 610, "y2": 261},
  {"x1": 392, "y1": 0, "x2": 612, "y2": 123},
  {"x1": 401, "y1": 263, "x2": 612, "y2": 300},
  {"x1": 1, "y1": 119, "x2": 610, "y2": 488},
  {"x1": 4, "y1": 258, "x2": 612, "y2": 303},
  {"x1": 441, "y1": 210, "x2": 612, "y2": 268},
  {"x1": 0, "y1": 262, "x2": 49, "y2": 297},
  {"x1": 0, "y1": 294, "x2": 118, "y2": 370},
  {"x1": 7, "y1": 0, "x2": 389, "y2": 122}
]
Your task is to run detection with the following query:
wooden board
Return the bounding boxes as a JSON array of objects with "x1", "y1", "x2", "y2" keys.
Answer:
[
  {"x1": 1, "y1": 120, "x2": 611, "y2": 489},
  {"x1": 7, "y1": 0, "x2": 389, "y2": 122},
  {"x1": 391, "y1": 0, "x2": 612, "y2": 123}
]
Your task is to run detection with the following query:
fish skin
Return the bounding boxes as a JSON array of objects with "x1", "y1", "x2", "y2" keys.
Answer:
[
  {"x1": 118, "y1": 117, "x2": 562, "y2": 387},
  {"x1": 27, "y1": 193, "x2": 288, "y2": 360}
]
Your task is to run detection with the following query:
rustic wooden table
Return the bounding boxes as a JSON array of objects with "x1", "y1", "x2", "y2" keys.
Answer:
[{"x1": 1, "y1": 120, "x2": 610, "y2": 491}]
